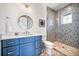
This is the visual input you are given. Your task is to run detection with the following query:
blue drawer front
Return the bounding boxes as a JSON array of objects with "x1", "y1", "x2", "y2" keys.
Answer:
[
  {"x1": 35, "y1": 40, "x2": 42, "y2": 48},
  {"x1": 1, "y1": 39, "x2": 19, "y2": 48},
  {"x1": 19, "y1": 37, "x2": 35, "y2": 44},
  {"x1": 35, "y1": 48, "x2": 41, "y2": 56},
  {"x1": 20, "y1": 42, "x2": 34, "y2": 56},
  {"x1": 2, "y1": 46, "x2": 20, "y2": 56}
]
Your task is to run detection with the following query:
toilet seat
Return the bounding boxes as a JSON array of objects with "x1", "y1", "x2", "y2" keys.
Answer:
[{"x1": 44, "y1": 41, "x2": 54, "y2": 46}]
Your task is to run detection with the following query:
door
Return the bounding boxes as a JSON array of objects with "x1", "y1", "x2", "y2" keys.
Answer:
[
  {"x1": 20, "y1": 42, "x2": 34, "y2": 56},
  {"x1": 47, "y1": 15, "x2": 56, "y2": 42}
]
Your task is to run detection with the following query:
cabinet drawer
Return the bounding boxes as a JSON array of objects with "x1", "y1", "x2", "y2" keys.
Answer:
[
  {"x1": 35, "y1": 48, "x2": 41, "y2": 56},
  {"x1": 20, "y1": 37, "x2": 35, "y2": 44},
  {"x1": 35, "y1": 40, "x2": 42, "y2": 48},
  {"x1": 1, "y1": 39, "x2": 19, "y2": 47},
  {"x1": 2, "y1": 46, "x2": 19, "y2": 56}
]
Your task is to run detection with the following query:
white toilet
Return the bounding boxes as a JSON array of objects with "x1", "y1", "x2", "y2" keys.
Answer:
[{"x1": 43, "y1": 41, "x2": 54, "y2": 56}]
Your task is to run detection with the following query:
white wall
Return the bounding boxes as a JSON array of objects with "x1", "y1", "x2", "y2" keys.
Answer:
[
  {"x1": 0, "y1": 4, "x2": 7, "y2": 34},
  {"x1": 0, "y1": 3, "x2": 47, "y2": 41}
]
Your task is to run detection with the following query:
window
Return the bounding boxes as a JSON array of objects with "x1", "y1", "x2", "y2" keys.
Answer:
[{"x1": 61, "y1": 13, "x2": 72, "y2": 24}]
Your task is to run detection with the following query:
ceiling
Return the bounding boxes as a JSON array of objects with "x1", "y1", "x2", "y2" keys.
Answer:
[{"x1": 46, "y1": 3, "x2": 69, "y2": 11}]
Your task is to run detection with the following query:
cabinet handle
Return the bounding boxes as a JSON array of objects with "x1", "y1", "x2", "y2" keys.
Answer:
[
  {"x1": 8, "y1": 42, "x2": 14, "y2": 44},
  {"x1": 8, "y1": 51, "x2": 14, "y2": 55}
]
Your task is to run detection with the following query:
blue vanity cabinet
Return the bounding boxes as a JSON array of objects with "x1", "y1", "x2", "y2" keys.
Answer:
[
  {"x1": 20, "y1": 42, "x2": 35, "y2": 56},
  {"x1": 1, "y1": 35, "x2": 42, "y2": 56}
]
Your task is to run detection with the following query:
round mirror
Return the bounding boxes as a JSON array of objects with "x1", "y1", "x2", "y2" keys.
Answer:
[{"x1": 18, "y1": 15, "x2": 33, "y2": 30}]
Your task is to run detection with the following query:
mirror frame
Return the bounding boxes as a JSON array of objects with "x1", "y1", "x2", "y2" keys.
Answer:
[{"x1": 18, "y1": 15, "x2": 33, "y2": 30}]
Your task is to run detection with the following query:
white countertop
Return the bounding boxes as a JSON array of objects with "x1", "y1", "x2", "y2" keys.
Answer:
[{"x1": 0, "y1": 34, "x2": 42, "y2": 40}]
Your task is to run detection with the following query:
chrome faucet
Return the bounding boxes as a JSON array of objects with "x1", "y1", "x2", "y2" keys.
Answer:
[{"x1": 26, "y1": 31, "x2": 30, "y2": 34}]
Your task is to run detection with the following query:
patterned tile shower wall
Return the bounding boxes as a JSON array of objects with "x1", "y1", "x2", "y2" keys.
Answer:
[{"x1": 58, "y1": 4, "x2": 79, "y2": 48}]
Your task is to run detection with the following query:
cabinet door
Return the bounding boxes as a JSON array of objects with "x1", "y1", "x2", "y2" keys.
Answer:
[
  {"x1": 20, "y1": 42, "x2": 34, "y2": 56},
  {"x1": 2, "y1": 46, "x2": 19, "y2": 56}
]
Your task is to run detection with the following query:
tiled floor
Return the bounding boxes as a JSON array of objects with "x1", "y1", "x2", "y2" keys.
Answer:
[
  {"x1": 41, "y1": 48, "x2": 66, "y2": 56},
  {"x1": 41, "y1": 41, "x2": 79, "y2": 56}
]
